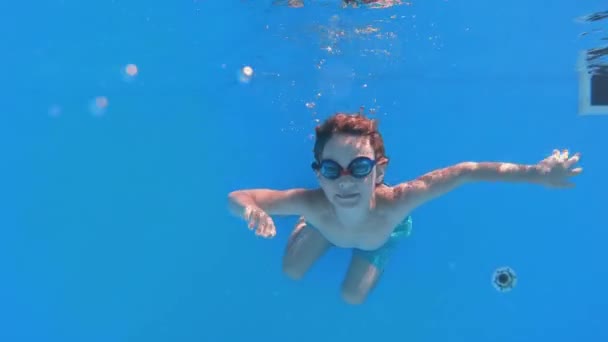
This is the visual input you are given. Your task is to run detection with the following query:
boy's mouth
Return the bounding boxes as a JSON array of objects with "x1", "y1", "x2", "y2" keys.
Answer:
[{"x1": 336, "y1": 193, "x2": 360, "y2": 199}]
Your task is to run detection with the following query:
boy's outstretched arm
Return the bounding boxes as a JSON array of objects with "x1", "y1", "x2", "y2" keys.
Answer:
[
  {"x1": 228, "y1": 188, "x2": 317, "y2": 218},
  {"x1": 392, "y1": 149, "x2": 582, "y2": 212}
]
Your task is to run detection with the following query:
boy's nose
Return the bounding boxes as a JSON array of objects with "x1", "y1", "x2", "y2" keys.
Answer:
[{"x1": 338, "y1": 177, "x2": 355, "y2": 189}]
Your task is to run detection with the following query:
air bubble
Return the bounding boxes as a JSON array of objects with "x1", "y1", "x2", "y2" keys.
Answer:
[{"x1": 238, "y1": 66, "x2": 254, "y2": 83}]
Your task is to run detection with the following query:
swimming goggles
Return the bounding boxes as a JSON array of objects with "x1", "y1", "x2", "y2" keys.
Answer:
[{"x1": 311, "y1": 157, "x2": 377, "y2": 180}]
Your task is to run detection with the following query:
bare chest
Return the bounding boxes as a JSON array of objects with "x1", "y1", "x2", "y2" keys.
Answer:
[{"x1": 309, "y1": 214, "x2": 401, "y2": 251}]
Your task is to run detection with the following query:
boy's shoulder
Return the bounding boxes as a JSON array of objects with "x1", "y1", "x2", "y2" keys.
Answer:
[
  {"x1": 290, "y1": 188, "x2": 330, "y2": 214},
  {"x1": 374, "y1": 183, "x2": 411, "y2": 217}
]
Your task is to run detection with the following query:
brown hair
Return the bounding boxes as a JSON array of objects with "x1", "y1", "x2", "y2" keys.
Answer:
[{"x1": 313, "y1": 112, "x2": 388, "y2": 164}]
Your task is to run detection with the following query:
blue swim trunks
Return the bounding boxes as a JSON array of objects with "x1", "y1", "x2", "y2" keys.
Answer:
[
  {"x1": 306, "y1": 215, "x2": 413, "y2": 270},
  {"x1": 353, "y1": 215, "x2": 412, "y2": 270}
]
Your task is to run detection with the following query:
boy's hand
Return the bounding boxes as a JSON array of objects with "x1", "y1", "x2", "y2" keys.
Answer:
[
  {"x1": 535, "y1": 149, "x2": 583, "y2": 188},
  {"x1": 243, "y1": 206, "x2": 277, "y2": 238},
  {"x1": 288, "y1": 0, "x2": 303, "y2": 7}
]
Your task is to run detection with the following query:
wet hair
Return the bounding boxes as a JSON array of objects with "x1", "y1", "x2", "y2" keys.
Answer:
[{"x1": 313, "y1": 112, "x2": 388, "y2": 164}]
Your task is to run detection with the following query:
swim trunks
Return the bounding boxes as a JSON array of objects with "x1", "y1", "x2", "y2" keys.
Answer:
[
  {"x1": 304, "y1": 215, "x2": 412, "y2": 270},
  {"x1": 353, "y1": 215, "x2": 412, "y2": 270}
]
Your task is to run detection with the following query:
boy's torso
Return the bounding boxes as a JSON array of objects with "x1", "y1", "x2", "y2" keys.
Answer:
[{"x1": 304, "y1": 187, "x2": 410, "y2": 250}]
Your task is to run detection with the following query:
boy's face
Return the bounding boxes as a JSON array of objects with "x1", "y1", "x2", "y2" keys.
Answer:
[{"x1": 316, "y1": 133, "x2": 383, "y2": 209}]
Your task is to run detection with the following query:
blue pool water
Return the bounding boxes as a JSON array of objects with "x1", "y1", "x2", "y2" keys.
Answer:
[{"x1": 2, "y1": 0, "x2": 607, "y2": 341}]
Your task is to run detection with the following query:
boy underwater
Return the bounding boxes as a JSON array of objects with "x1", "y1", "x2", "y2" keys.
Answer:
[
  {"x1": 228, "y1": 112, "x2": 583, "y2": 305},
  {"x1": 284, "y1": 0, "x2": 401, "y2": 9}
]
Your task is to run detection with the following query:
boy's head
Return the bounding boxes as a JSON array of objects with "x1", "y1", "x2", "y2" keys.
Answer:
[{"x1": 312, "y1": 112, "x2": 388, "y2": 208}]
